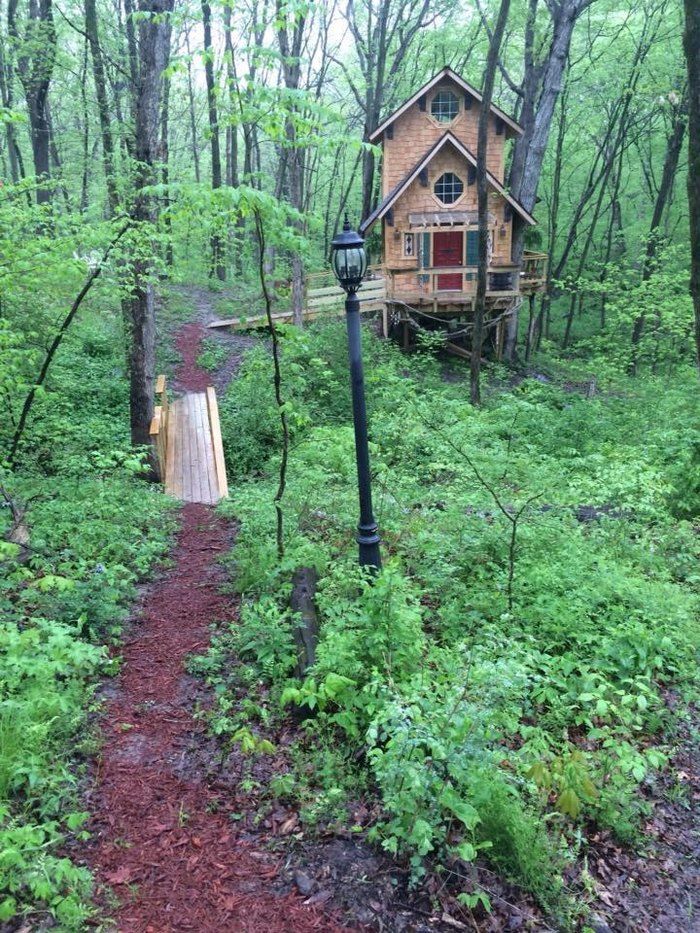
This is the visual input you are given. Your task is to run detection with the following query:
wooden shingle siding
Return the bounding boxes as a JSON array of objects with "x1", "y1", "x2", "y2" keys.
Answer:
[
  {"x1": 382, "y1": 140, "x2": 513, "y2": 275},
  {"x1": 381, "y1": 80, "x2": 506, "y2": 197}
]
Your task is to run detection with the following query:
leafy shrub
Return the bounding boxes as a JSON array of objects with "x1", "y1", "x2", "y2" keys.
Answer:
[
  {"x1": 210, "y1": 319, "x2": 699, "y2": 915},
  {"x1": 1, "y1": 294, "x2": 176, "y2": 925}
]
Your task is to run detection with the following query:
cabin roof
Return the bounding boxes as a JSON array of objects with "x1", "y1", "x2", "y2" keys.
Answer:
[
  {"x1": 368, "y1": 67, "x2": 523, "y2": 143},
  {"x1": 360, "y1": 132, "x2": 537, "y2": 234}
]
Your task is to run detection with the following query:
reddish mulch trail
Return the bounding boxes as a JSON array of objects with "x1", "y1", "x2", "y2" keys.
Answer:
[
  {"x1": 83, "y1": 320, "x2": 341, "y2": 931},
  {"x1": 85, "y1": 505, "x2": 338, "y2": 932},
  {"x1": 173, "y1": 321, "x2": 210, "y2": 392}
]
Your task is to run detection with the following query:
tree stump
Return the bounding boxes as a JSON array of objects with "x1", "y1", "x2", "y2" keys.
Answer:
[{"x1": 290, "y1": 566, "x2": 319, "y2": 679}]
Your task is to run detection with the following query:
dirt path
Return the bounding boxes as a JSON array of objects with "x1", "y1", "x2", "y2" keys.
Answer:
[
  {"x1": 170, "y1": 285, "x2": 259, "y2": 396},
  {"x1": 84, "y1": 316, "x2": 339, "y2": 932}
]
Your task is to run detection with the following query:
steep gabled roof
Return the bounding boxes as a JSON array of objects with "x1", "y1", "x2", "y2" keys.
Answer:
[
  {"x1": 360, "y1": 132, "x2": 536, "y2": 234},
  {"x1": 368, "y1": 67, "x2": 523, "y2": 143}
]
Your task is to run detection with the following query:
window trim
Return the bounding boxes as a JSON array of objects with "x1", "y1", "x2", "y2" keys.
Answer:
[
  {"x1": 433, "y1": 171, "x2": 465, "y2": 206},
  {"x1": 403, "y1": 232, "x2": 415, "y2": 258},
  {"x1": 429, "y1": 87, "x2": 460, "y2": 125}
]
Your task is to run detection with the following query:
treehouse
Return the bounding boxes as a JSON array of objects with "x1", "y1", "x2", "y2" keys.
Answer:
[{"x1": 360, "y1": 67, "x2": 547, "y2": 353}]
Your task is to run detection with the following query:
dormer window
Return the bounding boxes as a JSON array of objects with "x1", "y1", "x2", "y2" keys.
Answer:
[
  {"x1": 434, "y1": 172, "x2": 464, "y2": 205},
  {"x1": 431, "y1": 89, "x2": 459, "y2": 123}
]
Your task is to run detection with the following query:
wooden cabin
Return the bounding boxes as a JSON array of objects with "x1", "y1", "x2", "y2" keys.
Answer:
[{"x1": 360, "y1": 67, "x2": 546, "y2": 351}]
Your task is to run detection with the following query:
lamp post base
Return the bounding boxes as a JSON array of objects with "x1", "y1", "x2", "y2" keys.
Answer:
[{"x1": 357, "y1": 522, "x2": 382, "y2": 570}]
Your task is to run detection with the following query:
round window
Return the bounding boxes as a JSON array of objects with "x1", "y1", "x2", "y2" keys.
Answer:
[
  {"x1": 431, "y1": 89, "x2": 459, "y2": 123},
  {"x1": 434, "y1": 172, "x2": 464, "y2": 205}
]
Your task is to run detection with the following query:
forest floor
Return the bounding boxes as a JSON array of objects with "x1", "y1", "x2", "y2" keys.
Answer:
[{"x1": 79, "y1": 288, "x2": 699, "y2": 933}]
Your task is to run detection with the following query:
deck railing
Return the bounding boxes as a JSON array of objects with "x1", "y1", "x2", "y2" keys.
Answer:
[
  {"x1": 384, "y1": 264, "x2": 521, "y2": 298},
  {"x1": 149, "y1": 374, "x2": 169, "y2": 480},
  {"x1": 521, "y1": 251, "x2": 548, "y2": 292}
]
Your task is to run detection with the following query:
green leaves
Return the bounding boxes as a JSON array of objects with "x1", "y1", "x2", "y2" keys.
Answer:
[
  {"x1": 211, "y1": 315, "x2": 697, "y2": 901},
  {"x1": 439, "y1": 786, "x2": 481, "y2": 831}
]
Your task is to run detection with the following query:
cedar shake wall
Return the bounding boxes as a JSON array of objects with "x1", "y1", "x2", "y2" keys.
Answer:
[
  {"x1": 381, "y1": 81, "x2": 507, "y2": 196},
  {"x1": 383, "y1": 144, "x2": 513, "y2": 286}
]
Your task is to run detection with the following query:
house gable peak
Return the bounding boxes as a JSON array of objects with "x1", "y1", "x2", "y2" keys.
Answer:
[{"x1": 368, "y1": 67, "x2": 523, "y2": 143}]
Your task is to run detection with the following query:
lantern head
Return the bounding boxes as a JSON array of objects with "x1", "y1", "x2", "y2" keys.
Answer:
[{"x1": 331, "y1": 216, "x2": 367, "y2": 294}]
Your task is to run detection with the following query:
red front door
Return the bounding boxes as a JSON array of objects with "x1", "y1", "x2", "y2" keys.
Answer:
[{"x1": 433, "y1": 231, "x2": 464, "y2": 290}]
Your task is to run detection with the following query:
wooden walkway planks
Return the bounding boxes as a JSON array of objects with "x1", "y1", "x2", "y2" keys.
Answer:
[{"x1": 165, "y1": 391, "x2": 227, "y2": 505}]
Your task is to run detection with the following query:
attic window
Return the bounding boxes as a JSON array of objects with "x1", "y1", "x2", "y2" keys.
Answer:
[
  {"x1": 434, "y1": 172, "x2": 464, "y2": 205},
  {"x1": 431, "y1": 89, "x2": 459, "y2": 123}
]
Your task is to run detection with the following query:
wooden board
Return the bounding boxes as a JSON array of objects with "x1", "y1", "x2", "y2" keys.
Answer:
[
  {"x1": 206, "y1": 387, "x2": 229, "y2": 499},
  {"x1": 209, "y1": 298, "x2": 386, "y2": 332},
  {"x1": 164, "y1": 391, "x2": 228, "y2": 505}
]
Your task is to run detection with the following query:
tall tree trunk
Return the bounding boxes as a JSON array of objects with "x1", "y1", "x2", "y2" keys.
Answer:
[
  {"x1": 537, "y1": 80, "x2": 568, "y2": 347},
  {"x1": 201, "y1": 0, "x2": 224, "y2": 280},
  {"x1": 8, "y1": 0, "x2": 56, "y2": 206},
  {"x1": 86, "y1": 0, "x2": 120, "y2": 216},
  {"x1": 223, "y1": 4, "x2": 239, "y2": 188},
  {"x1": 471, "y1": 0, "x2": 511, "y2": 405},
  {"x1": 685, "y1": 0, "x2": 700, "y2": 371},
  {"x1": 161, "y1": 65, "x2": 173, "y2": 267},
  {"x1": 80, "y1": 34, "x2": 89, "y2": 213},
  {"x1": 0, "y1": 30, "x2": 23, "y2": 185},
  {"x1": 630, "y1": 88, "x2": 689, "y2": 370},
  {"x1": 184, "y1": 26, "x2": 200, "y2": 183},
  {"x1": 125, "y1": 0, "x2": 174, "y2": 454},
  {"x1": 503, "y1": 0, "x2": 594, "y2": 360},
  {"x1": 344, "y1": 0, "x2": 434, "y2": 222},
  {"x1": 276, "y1": 0, "x2": 306, "y2": 326}
]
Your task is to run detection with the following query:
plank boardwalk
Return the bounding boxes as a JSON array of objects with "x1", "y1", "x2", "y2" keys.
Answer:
[{"x1": 164, "y1": 392, "x2": 227, "y2": 505}]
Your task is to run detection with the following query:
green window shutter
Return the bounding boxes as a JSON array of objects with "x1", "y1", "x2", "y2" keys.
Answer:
[
  {"x1": 466, "y1": 231, "x2": 479, "y2": 265},
  {"x1": 419, "y1": 232, "x2": 430, "y2": 268}
]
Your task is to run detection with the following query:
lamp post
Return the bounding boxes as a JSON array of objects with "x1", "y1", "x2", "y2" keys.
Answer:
[{"x1": 330, "y1": 216, "x2": 382, "y2": 571}]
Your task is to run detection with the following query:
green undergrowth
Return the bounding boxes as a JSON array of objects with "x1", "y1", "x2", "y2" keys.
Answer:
[
  {"x1": 202, "y1": 320, "x2": 699, "y2": 924},
  {"x1": 197, "y1": 337, "x2": 229, "y2": 374},
  {"x1": 1, "y1": 308, "x2": 176, "y2": 928}
]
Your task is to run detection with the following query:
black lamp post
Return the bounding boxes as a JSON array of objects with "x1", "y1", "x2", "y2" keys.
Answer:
[{"x1": 330, "y1": 216, "x2": 382, "y2": 571}]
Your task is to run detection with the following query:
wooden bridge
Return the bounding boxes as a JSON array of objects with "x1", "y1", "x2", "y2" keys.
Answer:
[
  {"x1": 149, "y1": 376, "x2": 229, "y2": 505},
  {"x1": 206, "y1": 254, "x2": 546, "y2": 334},
  {"x1": 207, "y1": 270, "x2": 386, "y2": 331}
]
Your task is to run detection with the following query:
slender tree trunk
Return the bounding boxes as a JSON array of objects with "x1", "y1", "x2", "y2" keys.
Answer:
[
  {"x1": 223, "y1": 4, "x2": 239, "y2": 188},
  {"x1": 685, "y1": 0, "x2": 700, "y2": 371},
  {"x1": 9, "y1": 0, "x2": 56, "y2": 207},
  {"x1": 630, "y1": 89, "x2": 689, "y2": 370},
  {"x1": 86, "y1": 0, "x2": 120, "y2": 215},
  {"x1": 0, "y1": 31, "x2": 22, "y2": 185},
  {"x1": 504, "y1": 0, "x2": 593, "y2": 360},
  {"x1": 276, "y1": 0, "x2": 306, "y2": 325},
  {"x1": 537, "y1": 81, "x2": 568, "y2": 347},
  {"x1": 125, "y1": 0, "x2": 174, "y2": 453},
  {"x1": 161, "y1": 67, "x2": 173, "y2": 267},
  {"x1": 8, "y1": 225, "x2": 131, "y2": 468},
  {"x1": 201, "y1": 0, "x2": 224, "y2": 280},
  {"x1": 184, "y1": 27, "x2": 200, "y2": 183},
  {"x1": 471, "y1": 0, "x2": 511, "y2": 405},
  {"x1": 80, "y1": 35, "x2": 89, "y2": 212}
]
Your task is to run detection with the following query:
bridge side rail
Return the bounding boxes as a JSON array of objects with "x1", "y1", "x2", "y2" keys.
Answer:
[
  {"x1": 205, "y1": 386, "x2": 229, "y2": 500},
  {"x1": 149, "y1": 374, "x2": 169, "y2": 481}
]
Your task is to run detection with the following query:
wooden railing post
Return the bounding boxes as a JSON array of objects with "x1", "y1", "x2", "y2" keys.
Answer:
[{"x1": 149, "y1": 375, "x2": 168, "y2": 482}]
